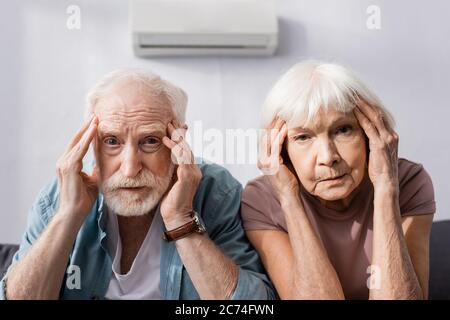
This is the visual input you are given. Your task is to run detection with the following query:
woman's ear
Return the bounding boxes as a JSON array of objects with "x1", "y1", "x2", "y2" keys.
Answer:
[
  {"x1": 281, "y1": 140, "x2": 291, "y2": 165},
  {"x1": 364, "y1": 135, "x2": 370, "y2": 164}
]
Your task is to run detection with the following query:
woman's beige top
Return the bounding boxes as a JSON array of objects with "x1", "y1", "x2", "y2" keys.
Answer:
[{"x1": 241, "y1": 158, "x2": 436, "y2": 299}]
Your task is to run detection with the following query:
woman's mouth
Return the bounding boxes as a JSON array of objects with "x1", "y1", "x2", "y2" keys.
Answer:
[{"x1": 319, "y1": 174, "x2": 347, "y2": 184}]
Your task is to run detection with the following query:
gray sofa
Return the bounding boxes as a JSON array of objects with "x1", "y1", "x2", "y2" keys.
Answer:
[{"x1": 1, "y1": 220, "x2": 449, "y2": 299}]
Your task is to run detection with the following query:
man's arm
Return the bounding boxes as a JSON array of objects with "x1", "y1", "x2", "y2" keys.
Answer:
[
  {"x1": 169, "y1": 185, "x2": 275, "y2": 300},
  {"x1": 171, "y1": 231, "x2": 239, "y2": 299},
  {"x1": 162, "y1": 121, "x2": 275, "y2": 300},
  {"x1": 5, "y1": 208, "x2": 84, "y2": 300},
  {"x1": 3, "y1": 115, "x2": 99, "y2": 300}
]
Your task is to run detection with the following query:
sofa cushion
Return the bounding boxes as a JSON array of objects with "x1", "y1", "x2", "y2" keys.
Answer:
[
  {"x1": 429, "y1": 220, "x2": 450, "y2": 300},
  {"x1": 0, "y1": 244, "x2": 18, "y2": 279},
  {"x1": 0, "y1": 221, "x2": 448, "y2": 299}
]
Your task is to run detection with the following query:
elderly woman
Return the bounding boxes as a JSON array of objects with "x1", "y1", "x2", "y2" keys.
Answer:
[{"x1": 241, "y1": 61, "x2": 436, "y2": 300}]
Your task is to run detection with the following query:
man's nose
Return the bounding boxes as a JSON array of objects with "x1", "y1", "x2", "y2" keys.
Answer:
[
  {"x1": 316, "y1": 138, "x2": 340, "y2": 167},
  {"x1": 120, "y1": 146, "x2": 142, "y2": 178}
]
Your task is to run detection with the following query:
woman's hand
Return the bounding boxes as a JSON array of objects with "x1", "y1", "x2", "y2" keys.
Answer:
[
  {"x1": 353, "y1": 100, "x2": 399, "y2": 193},
  {"x1": 257, "y1": 117, "x2": 299, "y2": 201}
]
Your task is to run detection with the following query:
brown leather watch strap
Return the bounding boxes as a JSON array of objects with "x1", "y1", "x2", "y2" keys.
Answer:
[{"x1": 163, "y1": 216, "x2": 199, "y2": 242}]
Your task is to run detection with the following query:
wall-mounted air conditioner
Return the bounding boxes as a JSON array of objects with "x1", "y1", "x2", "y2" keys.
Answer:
[{"x1": 130, "y1": 0, "x2": 278, "y2": 57}]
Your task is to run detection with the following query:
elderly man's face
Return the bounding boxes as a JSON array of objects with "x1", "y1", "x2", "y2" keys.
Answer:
[
  {"x1": 93, "y1": 81, "x2": 175, "y2": 216},
  {"x1": 286, "y1": 108, "x2": 367, "y2": 209}
]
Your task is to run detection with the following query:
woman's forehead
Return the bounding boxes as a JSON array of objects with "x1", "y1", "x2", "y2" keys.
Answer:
[{"x1": 288, "y1": 108, "x2": 355, "y2": 130}]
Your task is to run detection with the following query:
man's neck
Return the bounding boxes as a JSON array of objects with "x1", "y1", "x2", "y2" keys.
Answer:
[{"x1": 116, "y1": 208, "x2": 156, "y2": 274}]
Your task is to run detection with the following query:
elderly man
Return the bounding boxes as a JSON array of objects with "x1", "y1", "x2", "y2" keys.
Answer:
[{"x1": 0, "y1": 70, "x2": 274, "y2": 300}]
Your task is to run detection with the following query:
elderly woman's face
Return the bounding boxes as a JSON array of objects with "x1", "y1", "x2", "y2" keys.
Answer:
[
  {"x1": 286, "y1": 108, "x2": 367, "y2": 206},
  {"x1": 92, "y1": 81, "x2": 175, "y2": 216}
]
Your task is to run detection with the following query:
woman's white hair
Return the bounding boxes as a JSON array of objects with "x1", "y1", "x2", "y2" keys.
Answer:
[
  {"x1": 262, "y1": 60, "x2": 395, "y2": 128},
  {"x1": 85, "y1": 69, "x2": 187, "y2": 122}
]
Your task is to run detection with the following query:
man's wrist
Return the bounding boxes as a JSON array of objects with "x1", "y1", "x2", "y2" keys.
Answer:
[
  {"x1": 163, "y1": 210, "x2": 206, "y2": 242},
  {"x1": 163, "y1": 212, "x2": 195, "y2": 231},
  {"x1": 54, "y1": 207, "x2": 87, "y2": 233}
]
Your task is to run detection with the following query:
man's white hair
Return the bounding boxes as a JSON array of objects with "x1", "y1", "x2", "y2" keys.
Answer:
[
  {"x1": 85, "y1": 69, "x2": 187, "y2": 122},
  {"x1": 262, "y1": 60, "x2": 395, "y2": 128}
]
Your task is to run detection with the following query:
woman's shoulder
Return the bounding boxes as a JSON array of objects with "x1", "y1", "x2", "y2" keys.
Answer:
[
  {"x1": 397, "y1": 158, "x2": 436, "y2": 216},
  {"x1": 241, "y1": 175, "x2": 283, "y2": 231},
  {"x1": 242, "y1": 175, "x2": 278, "y2": 206},
  {"x1": 398, "y1": 158, "x2": 433, "y2": 189}
]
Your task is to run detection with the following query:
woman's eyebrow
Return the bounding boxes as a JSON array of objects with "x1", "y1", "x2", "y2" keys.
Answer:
[
  {"x1": 288, "y1": 115, "x2": 356, "y2": 132},
  {"x1": 330, "y1": 116, "x2": 357, "y2": 126}
]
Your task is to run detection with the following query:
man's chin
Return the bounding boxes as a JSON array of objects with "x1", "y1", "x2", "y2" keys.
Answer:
[{"x1": 104, "y1": 194, "x2": 160, "y2": 217}]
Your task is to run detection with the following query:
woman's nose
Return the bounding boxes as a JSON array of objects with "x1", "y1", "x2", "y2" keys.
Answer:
[
  {"x1": 316, "y1": 138, "x2": 340, "y2": 167},
  {"x1": 120, "y1": 146, "x2": 142, "y2": 178}
]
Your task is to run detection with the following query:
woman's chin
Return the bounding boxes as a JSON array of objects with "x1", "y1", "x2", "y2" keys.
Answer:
[{"x1": 314, "y1": 185, "x2": 356, "y2": 202}]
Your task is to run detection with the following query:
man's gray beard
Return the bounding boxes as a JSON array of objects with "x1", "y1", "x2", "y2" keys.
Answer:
[{"x1": 100, "y1": 164, "x2": 175, "y2": 217}]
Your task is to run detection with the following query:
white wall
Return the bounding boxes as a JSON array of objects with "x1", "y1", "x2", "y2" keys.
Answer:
[{"x1": 1, "y1": 0, "x2": 449, "y2": 244}]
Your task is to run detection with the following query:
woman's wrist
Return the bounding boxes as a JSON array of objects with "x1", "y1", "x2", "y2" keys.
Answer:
[
  {"x1": 373, "y1": 181, "x2": 399, "y2": 200},
  {"x1": 373, "y1": 182, "x2": 401, "y2": 220},
  {"x1": 279, "y1": 192, "x2": 304, "y2": 213}
]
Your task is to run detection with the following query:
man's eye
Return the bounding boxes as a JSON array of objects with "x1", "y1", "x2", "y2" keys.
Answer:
[
  {"x1": 336, "y1": 125, "x2": 353, "y2": 135},
  {"x1": 104, "y1": 137, "x2": 119, "y2": 145},
  {"x1": 294, "y1": 134, "x2": 310, "y2": 142},
  {"x1": 142, "y1": 137, "x2": 160, "y2": 145}
]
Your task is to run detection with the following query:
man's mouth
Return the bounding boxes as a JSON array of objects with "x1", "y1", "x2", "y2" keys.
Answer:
[{"x1": 117, "y1": 186, "x2": 148, "y2": 192}]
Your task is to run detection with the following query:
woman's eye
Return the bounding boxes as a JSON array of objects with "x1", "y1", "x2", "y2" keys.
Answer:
[
  {"x1": 336, "y1": 125, "x2": 353, "y2": 135},
  {"x1": 104, "y1": 137, "x2": 119, "y2": 145},
  {"x1": 294, "y1": 134, "x2": 310, "y2": 141}
]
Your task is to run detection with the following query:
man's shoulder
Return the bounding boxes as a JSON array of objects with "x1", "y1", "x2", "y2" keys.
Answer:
[
  {"x1": 29, "y1": 159, "x2": 97, "y2": 225},
  {"x1": 30, "y1": 176, "x2": 60, "y2": 224},
  {"x1": 195, "y1": 158, "x2": 242, "y2": 196}
]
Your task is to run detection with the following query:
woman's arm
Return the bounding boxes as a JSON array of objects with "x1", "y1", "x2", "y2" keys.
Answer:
[
  {"x1": 353, "y1": 100, "x2": 432, "y2": 300},
  {"x1": 369, "y1": 186, "x2": 430, "y2": 299},
  {"x1": 252, "y1": 117, "x2": 345, "y2": 299},
  {"x1": 247, "y1": 193, "x2": 345, "y2": 299}
]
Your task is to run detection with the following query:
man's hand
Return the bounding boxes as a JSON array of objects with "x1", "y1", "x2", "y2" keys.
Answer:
[
  {"x1": 161, "y1": 120, "x2": 202, "y2": 230},
  {"x1": 56, "y1": 115, "x2": 99, "y2": 223},
  {"x1": 258, "y1": 117, "x2": 300, "y2": 202}
]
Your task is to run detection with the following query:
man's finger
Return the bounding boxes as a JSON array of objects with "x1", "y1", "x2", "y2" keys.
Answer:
[
  {"x1": 72, "y1": 116, "x2": 99, "y2": 162},
  {"x1": 65, "y1": 114, "x2": 95, "y2": 154}
]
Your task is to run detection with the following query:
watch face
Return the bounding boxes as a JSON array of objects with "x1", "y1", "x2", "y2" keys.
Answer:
[{"x1": 193, "y1": 213, "x2": 206, "y2": 233}]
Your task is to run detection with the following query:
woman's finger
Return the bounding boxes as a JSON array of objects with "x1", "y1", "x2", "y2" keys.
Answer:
[
  {"x1": 259, "y1": 131, "x2": 270, "y2": 159},
  {"x1": 353, "y1": 107, "x2": 380, "y2": 143},
  {"x1": 270, "y1": 118, "x2": 285, "y2": 143},
  {"x1": 272, "y1": 123, "x2": 287, "y2": 158},
  {"x1": 356, "y1": 100, "x2": 391, "y2": 139}
]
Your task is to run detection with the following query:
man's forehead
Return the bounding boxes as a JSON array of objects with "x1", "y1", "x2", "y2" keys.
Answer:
[
  {"x1": 98, "y1": 120, "x2": 166, "y2": 135},
  {"x1": 96, "y1": 93, "x2": 171, "y2": 115},
  {"x1": 95, "y1": 81, "x2": 173, "y2": 116}
]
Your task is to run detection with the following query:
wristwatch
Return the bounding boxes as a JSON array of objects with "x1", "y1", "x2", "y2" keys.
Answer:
[{"x1": 163, "y1": 211, "x2": 206, "y2": 242}]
